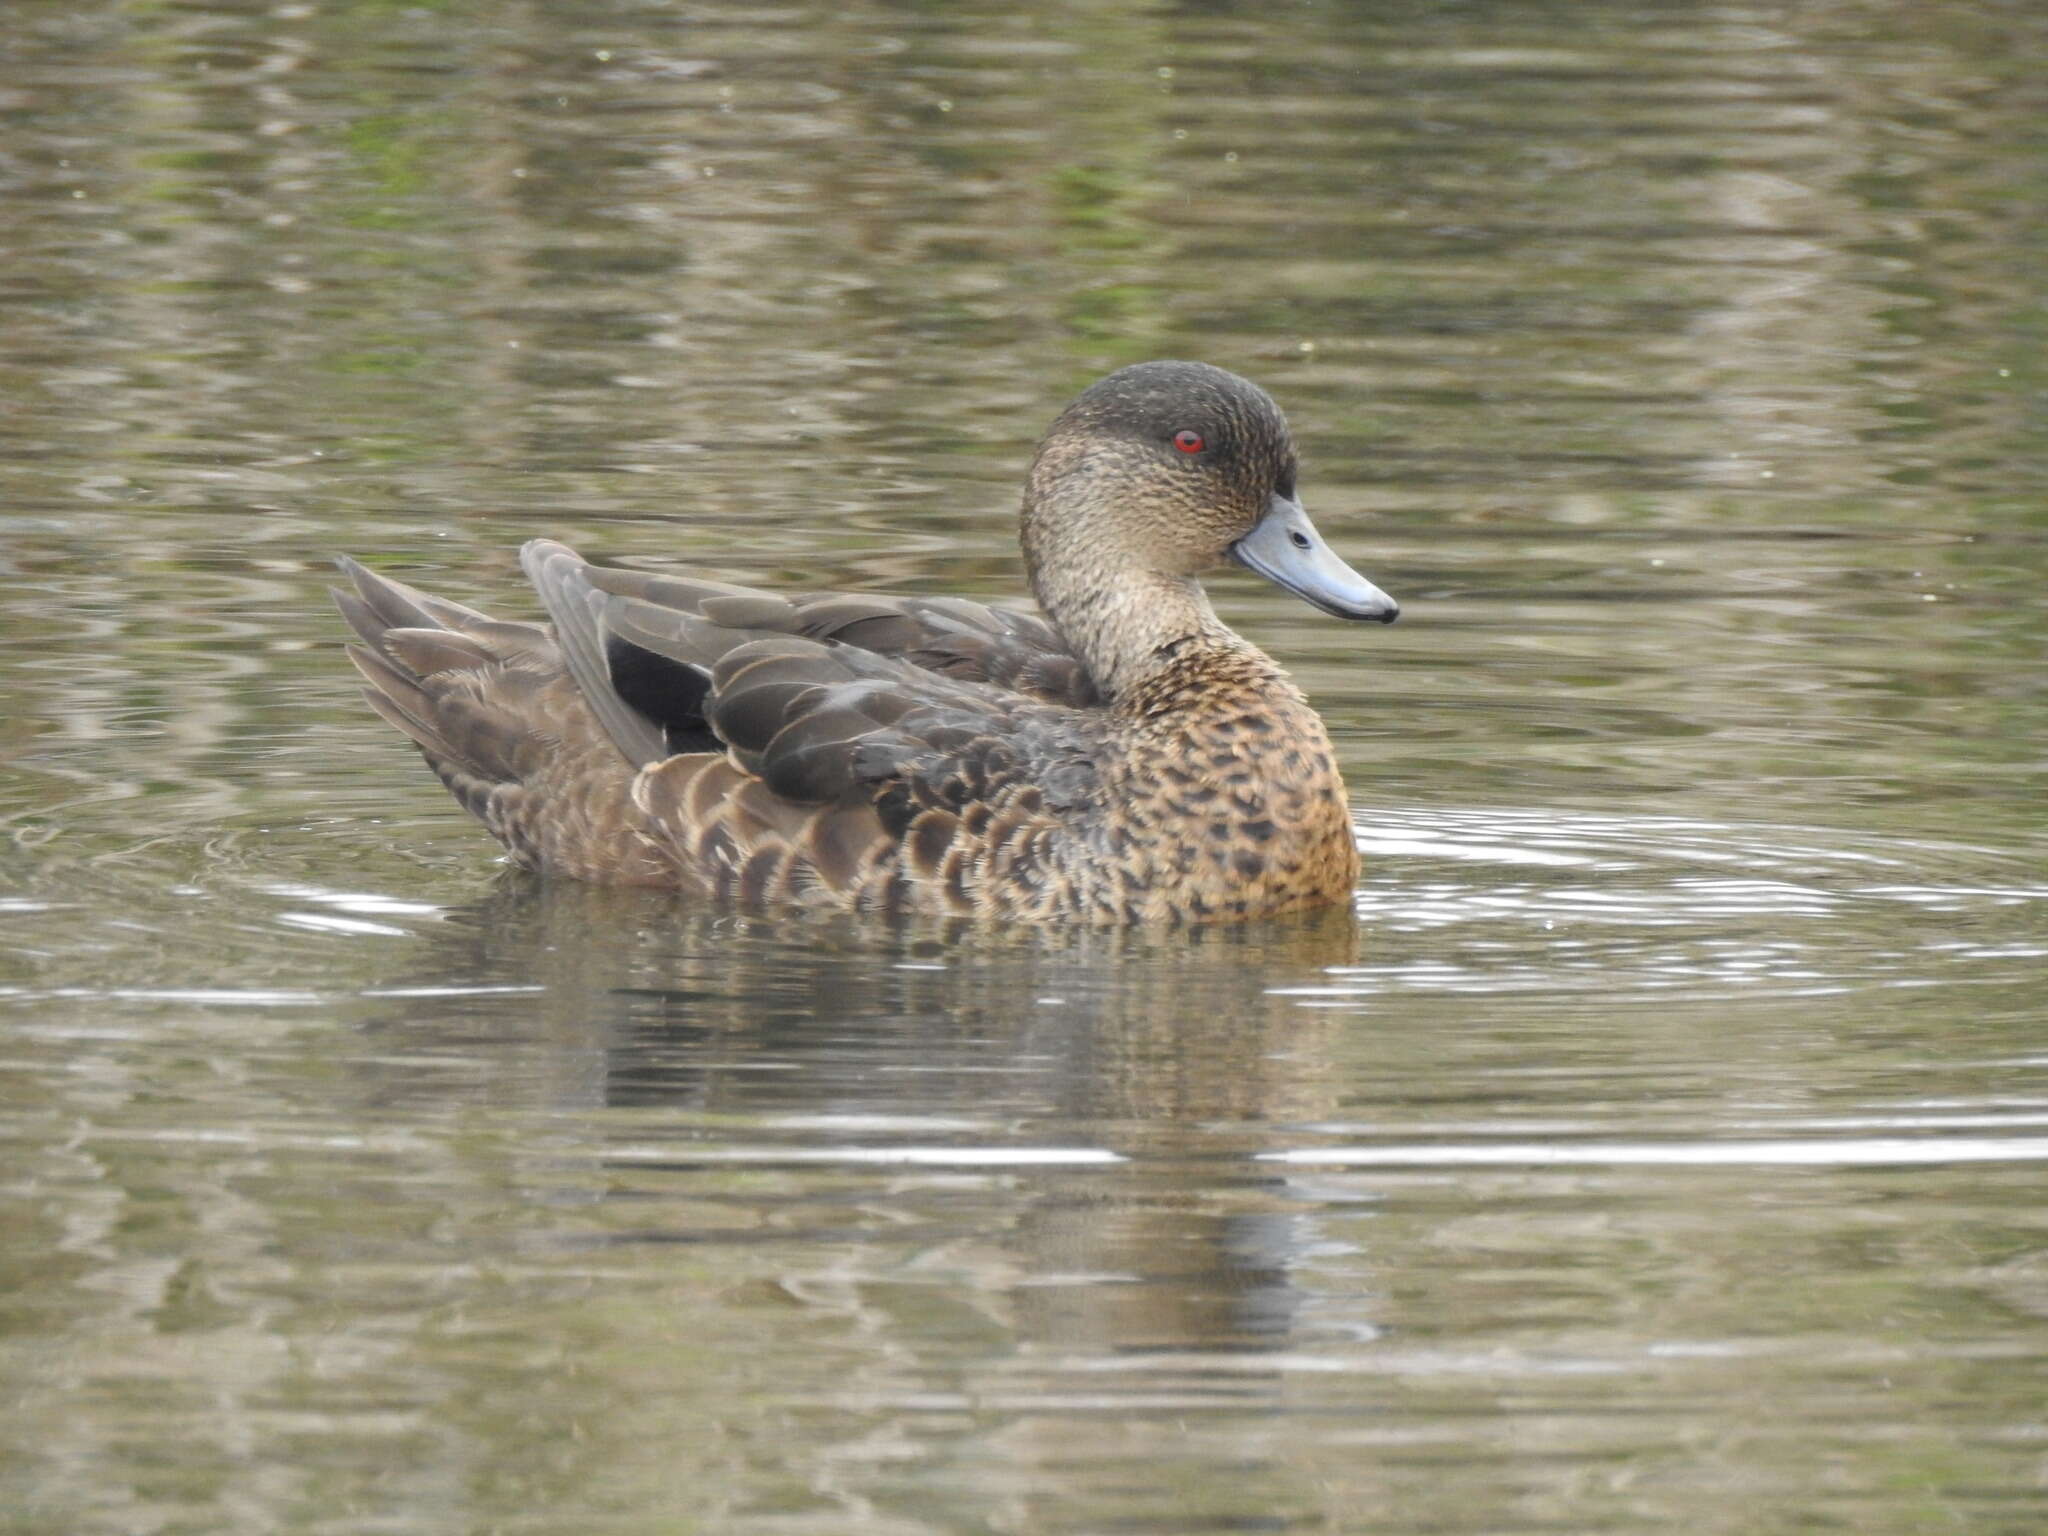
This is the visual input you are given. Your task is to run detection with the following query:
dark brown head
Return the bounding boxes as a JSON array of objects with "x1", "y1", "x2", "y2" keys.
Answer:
[{"x1": 1023, "y1": 361, "x2": 1398, "y2": 625}]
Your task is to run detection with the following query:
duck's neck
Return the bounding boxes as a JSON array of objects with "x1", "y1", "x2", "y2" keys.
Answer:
[
  {"x1": 1031, "y1": 564, "x2": 1244, "y2": 703},
  {"x1": 1019, "y1": 444, "x2": 1261, "y2": 701}
]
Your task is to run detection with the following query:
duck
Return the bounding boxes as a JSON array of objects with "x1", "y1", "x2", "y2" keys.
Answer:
[{"x1": 335, "y1": 360, "x2": 1399, "y2": 924}]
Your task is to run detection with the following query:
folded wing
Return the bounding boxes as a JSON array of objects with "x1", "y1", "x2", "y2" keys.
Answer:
[{"x1": 336, "y1": 542, "x2": 1104, "y2": 910}]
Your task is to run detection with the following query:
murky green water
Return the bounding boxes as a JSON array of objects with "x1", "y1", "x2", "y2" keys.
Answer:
[{"x1": 4, "y1": 1, "x2": 2046, "y2": 1531}]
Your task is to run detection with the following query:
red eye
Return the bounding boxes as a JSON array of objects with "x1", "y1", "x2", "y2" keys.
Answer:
[{"x1": 1173, "y1": 429, "x2": 1205, "y2": 454}]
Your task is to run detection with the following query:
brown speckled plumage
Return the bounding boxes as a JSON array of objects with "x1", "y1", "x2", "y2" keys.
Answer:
[{"x1": 337, "y1": 361, "x2": 1398, "y2": 925}]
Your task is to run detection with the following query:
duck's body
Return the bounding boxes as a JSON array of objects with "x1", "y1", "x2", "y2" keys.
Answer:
[{"x1": 338, "y1": 362, "x2": 1398, "y2": 925}]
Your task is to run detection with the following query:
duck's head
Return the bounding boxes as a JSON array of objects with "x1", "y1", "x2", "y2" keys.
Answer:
[{"x1": 1023, "y1": 360, "x2": 1399, "y2": 626}]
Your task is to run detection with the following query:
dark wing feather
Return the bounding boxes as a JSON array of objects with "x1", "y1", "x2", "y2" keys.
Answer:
[
  {"x1": 603, "y1": 631, "x2": 713, "y2": 754},
  {"x1": 521, "y1": 541, "x2": 671, "y2": 768},
  {"x1": 578, "y1": 545, "x2": 1111, "y2": 880},
  {"x1": 537, "y1": 540, "x2": 1099, "y2": 707}
]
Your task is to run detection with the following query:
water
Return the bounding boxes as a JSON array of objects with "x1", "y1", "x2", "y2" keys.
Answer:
[{"x1": 4, "y1": 1, "x2": 2047, "y2": 1531}]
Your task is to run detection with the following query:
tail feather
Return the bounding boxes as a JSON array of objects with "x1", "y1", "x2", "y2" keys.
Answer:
[
  {"x1": 335, "y1": 555, "x2": 497, "y2": 634},
  {"x1": 343, "y1": 641, "x2": 459, "y2": 765},
  {"x1": 335, "y1": 556, "x2": 678, "y2": 885}
]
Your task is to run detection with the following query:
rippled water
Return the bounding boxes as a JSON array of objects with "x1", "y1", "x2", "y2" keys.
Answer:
[{"x1": 4, "y1": 1, "x2": 2047, "y2": 1532}]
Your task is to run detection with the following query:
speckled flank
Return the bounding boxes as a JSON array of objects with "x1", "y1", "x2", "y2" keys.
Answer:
[{"x1": 337, "y1": 360, "x2": 1389, "y2": 926}]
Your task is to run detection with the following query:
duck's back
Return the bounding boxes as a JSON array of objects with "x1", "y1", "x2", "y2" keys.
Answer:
[
  {"x1": 338, "y1": 542, "x2": 1105, "y2": 916},
  {"x1": 336, "y1": 541, "x2": 1356, "y2": 924}
]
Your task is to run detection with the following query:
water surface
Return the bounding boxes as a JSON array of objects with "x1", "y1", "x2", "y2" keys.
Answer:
[{"x1": 4, "y1": 2, "x2": 2047, "y2": 1532}]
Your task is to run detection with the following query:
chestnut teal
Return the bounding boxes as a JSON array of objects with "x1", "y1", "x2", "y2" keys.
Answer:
[{"x1": 336, "y1": 360, "x2": 1399, "y2": 924}]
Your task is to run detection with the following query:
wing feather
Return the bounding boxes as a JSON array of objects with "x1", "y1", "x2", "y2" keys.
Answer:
[{"x1": 341, "y1": 542, "x2": 1109, "y2": 909}]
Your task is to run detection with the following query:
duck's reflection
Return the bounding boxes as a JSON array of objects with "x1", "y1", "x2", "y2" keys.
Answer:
[
  {"x1": 345, "y1": 875, "x2": 1382, "y2": 1525},
  {"x1": 369, "y1": 874, "x2": 1364, "y2": 1347}
]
